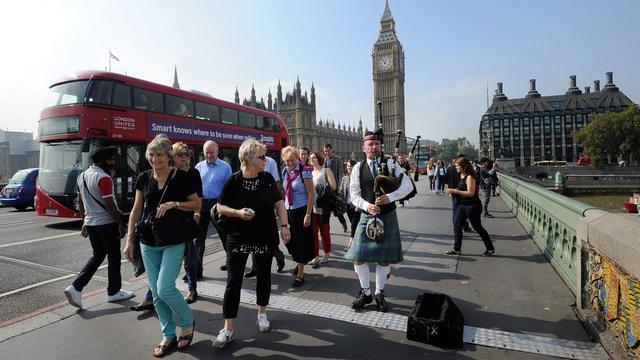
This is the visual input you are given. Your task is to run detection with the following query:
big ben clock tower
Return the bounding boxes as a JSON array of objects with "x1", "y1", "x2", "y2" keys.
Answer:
[{"x1": 373, "y1": 0, "x2": 406, "y2": 151}]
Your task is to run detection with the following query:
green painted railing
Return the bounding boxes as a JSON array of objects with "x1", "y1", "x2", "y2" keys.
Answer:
[{"x1": 498, "y1": 172, "x2": 596, "y2": 293}]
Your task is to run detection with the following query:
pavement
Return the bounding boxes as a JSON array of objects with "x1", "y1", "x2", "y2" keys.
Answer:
[{"x1": 0, "y1": 184, "x2": 607, "y2": 359}]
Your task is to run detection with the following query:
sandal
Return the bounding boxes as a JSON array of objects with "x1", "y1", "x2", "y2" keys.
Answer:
[
  {"x1": 153, "y1": 337, "x2": 176, "y2": 358},
  {"x1": 293, "y1": 276, "x2": 304, "y2": 287},
  {"x1": 178, "y1": 321, "x2": 195, "y2": 351}
]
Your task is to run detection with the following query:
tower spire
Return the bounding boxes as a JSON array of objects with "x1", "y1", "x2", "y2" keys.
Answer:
[
  {"x1": 381, "y1": 0, "x2": 393, "y2": 22},
  {"x1": 234, "y1": 86, "x2": 240, "y2": 104},
  {"x1": 172, "y1": 65, "x2": 180, "y2": 89}
]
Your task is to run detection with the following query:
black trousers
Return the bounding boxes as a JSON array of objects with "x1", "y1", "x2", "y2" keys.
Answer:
[
  {"x1": 453, "y1": 204, "x2": 494, "y2": 252},
  {"x1": 249, "y1": 247, "x2": 285, "y2": 272},
  {"x1": 223, "y1": 250, "x2": 273, "y2": 318},
  {"x1": 73, "y1": 223, "x2": 122, "y2": 296},
  {"x1": 197, "y1": 198, "x2": 220, "y2": 276},
  {"x1": 346, "y1": 205, "x2": 360, "y2": 238}
]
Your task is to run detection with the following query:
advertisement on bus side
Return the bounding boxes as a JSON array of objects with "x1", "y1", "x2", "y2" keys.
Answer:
[{"x1": 147, "y1": 117, "x2": 275, "y2": 146}]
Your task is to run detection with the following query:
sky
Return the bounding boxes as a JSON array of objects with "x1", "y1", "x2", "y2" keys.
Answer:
[{"x1": 1, "y1": 0, "x2": 638, "y2": 146}]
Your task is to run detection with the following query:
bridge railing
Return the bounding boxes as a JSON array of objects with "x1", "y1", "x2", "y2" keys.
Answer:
[
  {"x1": 498, "y1": 172, "x2": 640, "y2": 357},
  {"x1": 498, "y1": 172, "x2": 594, "y2": 291}
]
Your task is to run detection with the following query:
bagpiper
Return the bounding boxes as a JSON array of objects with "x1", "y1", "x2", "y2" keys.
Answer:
[{"x1": 345, "y1": 129, "x2": 413, "y2": 312}]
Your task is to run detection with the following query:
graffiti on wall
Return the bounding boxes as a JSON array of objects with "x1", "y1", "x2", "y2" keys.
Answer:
[{"x1": 590, "y1": 251, "x2": 640, "y2": 352}]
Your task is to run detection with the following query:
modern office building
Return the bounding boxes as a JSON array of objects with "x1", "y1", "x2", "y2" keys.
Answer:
[{"x1": 479, "y1": 72, "x2": 634, "y2": 165}]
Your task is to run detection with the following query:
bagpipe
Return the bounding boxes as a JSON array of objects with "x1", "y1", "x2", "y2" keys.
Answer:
[{"x1": 366, "y1": 101, "x2": 418, "y2": 241}]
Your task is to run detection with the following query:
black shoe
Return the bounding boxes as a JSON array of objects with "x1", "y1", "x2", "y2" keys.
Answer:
[
  {"x1": 276, "y1": 260, "x2": 285, "y2": 273},
  {"x1": 220, "y1": 265, "x2": 227, "y2": 271},
  {"x1": 374, "y1": 291, "x2": 389, "y2": 312},
  {"x1": 185, "y1": 291, "x2": 198, "y2": 304},
  {"x1": 244, "y1": 269, "x2": 257, "y2": 278},
  {"x1": 483, "y1": 213, "x2": 494, "y2": 218},
  {"x1": 482, "y1": 249, "x2": 495, "y2": 257},
  {"x1": 351, "y1": 289, "x2": 373, "y2": 310},
  {"x1": 130, "y1": 302, "x2": 155, "y2": 312}
]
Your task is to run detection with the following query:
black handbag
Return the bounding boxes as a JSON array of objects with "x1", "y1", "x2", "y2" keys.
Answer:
[{"x1": 406, "y1": 292, "x2": 464, "y2": 349}]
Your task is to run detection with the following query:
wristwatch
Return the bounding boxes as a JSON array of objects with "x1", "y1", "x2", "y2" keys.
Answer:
[{"x1": 281, "y1": 224, "x2": 290, "y2": 228}]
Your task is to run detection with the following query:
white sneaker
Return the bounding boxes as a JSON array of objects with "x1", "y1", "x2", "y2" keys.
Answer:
[
  {"x1": 106, "y1": 289, "x2": 135, "y2": 302},
  {"x1": 309, "y1": 257, "x2": 320, "y2": 266},
  {"x1": 214, "y1": 328, "x2": 234, "y2": 348},
  {"x1": 257, "y1": 313, "x2": 271, "y2": 332},
  {"x1": 64, "y1": 285, "x2": 82, "y2": 309}
]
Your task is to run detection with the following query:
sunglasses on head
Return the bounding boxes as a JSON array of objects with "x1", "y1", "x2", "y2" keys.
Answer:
[
  {"x1": 176, "y1": 152, "x2": 188, "y2": 157},
  {"x1": 257, "y1": 155, "x2": 266, "y2": 160}
]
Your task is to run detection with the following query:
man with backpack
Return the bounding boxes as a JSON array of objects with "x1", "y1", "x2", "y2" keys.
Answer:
[{"x1": 64, "y1": 146, "x2": 134, "y2": 309}]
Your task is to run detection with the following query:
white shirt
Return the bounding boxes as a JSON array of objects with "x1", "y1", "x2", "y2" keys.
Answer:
[
  {"x1": 264, "y1": 156, "x2": 280, "y2": 182},
  {"x1": 349, "y1": 158, "x2": 413, "y2": 212}
]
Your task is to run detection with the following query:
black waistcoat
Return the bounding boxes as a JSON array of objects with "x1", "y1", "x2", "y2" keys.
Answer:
[{"x1": 359, "y1": 160, "x2": 396, "y2": 215}]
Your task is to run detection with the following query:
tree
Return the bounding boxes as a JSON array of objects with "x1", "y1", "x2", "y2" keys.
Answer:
[
  {"x1": 460, "y1": 146, "x2": 477, "y2": 161},
  {"x1": 577, "y1": 106, "x2": 640, "y2": 167},
  {"x1": 435, "y1": 139, "x2": 459, "y2": 162}
]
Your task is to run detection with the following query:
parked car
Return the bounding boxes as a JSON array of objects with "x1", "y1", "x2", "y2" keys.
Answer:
[
  {"x1": 577, "y1": 156, "x2": 592, "y2": 166},
  {"x1": 0, "y1": 168, "x2": 39, "y2": 210}
]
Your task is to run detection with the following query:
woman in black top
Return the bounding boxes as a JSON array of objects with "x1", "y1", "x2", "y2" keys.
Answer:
[
  {"x1": 124, "y1": 134, "x2": 202, "y2": 357},
  {"x1": 445, "y1": 158, "x2": 495, "y2": 256},
  {"x1": 213, "y1": 139, "x2": 291, "y2": 348},
  {"x1": 172, "y1": 141, "x2": 203, "y2": 304}
]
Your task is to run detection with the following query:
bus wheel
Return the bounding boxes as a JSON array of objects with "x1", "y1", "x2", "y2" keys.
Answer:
[{"x1": 15, "y1": 205, "x2": 27, "y2": 211}]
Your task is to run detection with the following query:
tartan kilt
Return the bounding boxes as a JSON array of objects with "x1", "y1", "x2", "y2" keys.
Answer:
[{"x1": 345, "y1": 210, "x2": 403, "y2": 263}]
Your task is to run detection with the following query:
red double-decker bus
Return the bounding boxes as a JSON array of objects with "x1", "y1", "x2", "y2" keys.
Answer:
[{"x1": 37, "y1": 70, "x2": 289, "y2": 218}]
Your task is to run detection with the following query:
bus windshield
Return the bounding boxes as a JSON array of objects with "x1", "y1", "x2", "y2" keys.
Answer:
[
  {"x1": 44, "y1": 81, "x2": 88, "y2": 108},
  {"x1": 38, "y1": 141, "x2": 84, "y2": 196}
]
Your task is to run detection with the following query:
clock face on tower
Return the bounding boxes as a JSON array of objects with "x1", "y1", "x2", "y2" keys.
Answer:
[{"x1": 377, "y1": 55, "x2": 392, "y2": 71}]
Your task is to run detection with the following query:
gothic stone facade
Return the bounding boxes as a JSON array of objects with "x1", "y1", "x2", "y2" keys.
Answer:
[
  {"x1": 479, "y1": 72, "x2": 634, "y2": 166},
  {"x1": 373, "y1": 0, "x2": 406, "y2": 152},
  {"x1": 235, "y1": 79, "x2": 363, "y2": 161}
]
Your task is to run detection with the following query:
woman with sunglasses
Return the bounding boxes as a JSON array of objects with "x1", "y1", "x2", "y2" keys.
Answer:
[
  {"x1": 214, "y1": 139, "x2": 290, "y2": 348},
  {"x1": 172, "y1": 142, "x2": 203, "y2": 304}
]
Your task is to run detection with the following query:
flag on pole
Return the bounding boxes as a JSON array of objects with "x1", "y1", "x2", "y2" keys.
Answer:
[{"x1": 109, "y1": 50, "x2": 120, "y2": 62}]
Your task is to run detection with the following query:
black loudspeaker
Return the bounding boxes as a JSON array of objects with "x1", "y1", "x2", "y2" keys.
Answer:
[{"x1": 406, "y1": 292, "x2": 464, "y2": 348}]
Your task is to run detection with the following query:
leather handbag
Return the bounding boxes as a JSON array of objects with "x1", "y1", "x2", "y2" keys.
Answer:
[{"x1": 406, "y1": 292, "x2": 464, "y2": 349}]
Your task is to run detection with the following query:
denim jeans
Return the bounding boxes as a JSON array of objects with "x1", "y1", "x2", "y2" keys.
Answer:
[
  {"x1": 141, "y1": 243, "x2": 193, "y2": 340},
  {"x1": 453, "y1": 204, "x2": 494, "y2": 252},
  {"x1": 73, "y1": 223, "x2": 121, "y2": 296}
]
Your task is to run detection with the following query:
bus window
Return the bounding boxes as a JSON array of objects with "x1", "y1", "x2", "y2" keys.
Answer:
[
  {"x1": 133, "y1": 88, "x2": 163, "y2": 112},
  {"x1": 258, "y1": 116, "x2": 276, "y2": 131},
  {"x1": 86, "y1": 80, "x2": 113, "y2": 105},
  {"x1": 221, "y1": 107, "x2": 238, "y2": 125},
  {"x1": 239, "y1": 111, "x2": 256, "y2": 128},
  {"x1": 195, "y1": 102, "x2": 220, "y2": 122},
  {"x1": 166, "y1": 95, "x2": 193, "y2": 117},
  {"x1": 113, "y1": 83, "x2": 131, "y2": 108},
  {"x1": 44, "y1": 81, "x2": 88, "y2": 108}
]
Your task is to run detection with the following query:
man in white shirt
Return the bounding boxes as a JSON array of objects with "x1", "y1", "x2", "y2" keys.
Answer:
[
  {"x1": 345, "y1": 130, "x2": 412, "y2": 312},
  {"x1": 64, "y1": 146, "x2": 134, "y2": 308}
]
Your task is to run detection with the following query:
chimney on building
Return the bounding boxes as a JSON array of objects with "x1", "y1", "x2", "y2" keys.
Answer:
[
  {"x1": 594, "y1": 80, "x2": 600, "y2": 92},
  {"x1": 603, "y1": 72, "x2": 619, "y2": 91},
  {"x1": 584, "y1": 86, "x2": 590, "y2": 93},
  {"x1": 526, "y1": 79, "x2": 541, "y2": 98},
  {"x1": 493, "y1": 82, "x2": 507, "y2": 101},
  {"x1": 606, "y1": 72, "x2": 613, "y2": 85},
  {"x1": 566, "y1": 74, "x2": 581, "y2": 94}
]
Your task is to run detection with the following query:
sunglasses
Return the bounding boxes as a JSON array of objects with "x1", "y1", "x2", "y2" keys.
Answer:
[
  {"x1": 176, "y1": 152, "x2": 188, "y2": 158},
  {"x1": 257, "y1": 155, "x2": 266, "y2": 160}
]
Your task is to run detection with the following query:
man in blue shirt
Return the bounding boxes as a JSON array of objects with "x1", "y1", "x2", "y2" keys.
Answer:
[{"x1": 195, "y1": 140, "x2": 232, "y2": 274}]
